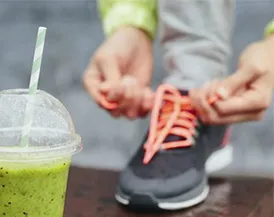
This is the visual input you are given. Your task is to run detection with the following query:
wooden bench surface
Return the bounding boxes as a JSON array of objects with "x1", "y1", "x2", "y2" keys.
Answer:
[{"x1": 64, "y1": 167, "x2": 274, "y2": 217}]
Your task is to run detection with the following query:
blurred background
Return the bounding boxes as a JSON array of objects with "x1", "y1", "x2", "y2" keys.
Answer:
[{"x1": 0, "y1": 1, "x2": 273, "y2": 177}]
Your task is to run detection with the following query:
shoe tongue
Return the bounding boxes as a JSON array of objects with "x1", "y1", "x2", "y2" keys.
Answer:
[{"x1": 179, "y1": 89, "x2": 189, "y2": 96}]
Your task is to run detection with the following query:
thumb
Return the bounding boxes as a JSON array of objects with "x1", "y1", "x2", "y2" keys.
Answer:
[
  {"x1": 216, "y1": 67, "x2": 259, "y2": 100},
  {"x1": 96, "y1": 57, "x2": 124, "y2": 103}
]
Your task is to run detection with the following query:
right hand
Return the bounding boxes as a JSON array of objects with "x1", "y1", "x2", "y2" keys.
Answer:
[
  {"x1": 190, "y1": 39, "x2": 274, "y2": 124},
  {"x1": 83, "y1": 27, "x2": 154, "y2": 119}
]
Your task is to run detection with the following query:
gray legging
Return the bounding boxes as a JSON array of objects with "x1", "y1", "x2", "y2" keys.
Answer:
[{"x1": 159, "y1": 0, "x2": 234, "y2": 89}]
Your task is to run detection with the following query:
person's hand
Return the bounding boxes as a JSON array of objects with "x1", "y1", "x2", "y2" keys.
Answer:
[
  {"x1": 190, "y1": 36, "x2": 274, "y2": 124},
  {"x1": 83, "y1": 27, "x2": 154, "y2": 119}
]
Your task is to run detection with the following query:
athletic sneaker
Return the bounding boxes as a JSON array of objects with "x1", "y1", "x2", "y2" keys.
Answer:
[{"x1": 115, "y1": 84, "x2": 233, "y2": 210}]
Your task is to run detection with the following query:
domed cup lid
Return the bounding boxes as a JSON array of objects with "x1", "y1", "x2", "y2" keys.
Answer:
[{"x1": 0, "y1": 89, "x2": 82, "y2": 162}]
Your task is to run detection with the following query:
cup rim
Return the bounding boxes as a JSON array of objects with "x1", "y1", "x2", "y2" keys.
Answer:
[{"x1": 0, "y1": 133, "x2": 82, "y2": 162}]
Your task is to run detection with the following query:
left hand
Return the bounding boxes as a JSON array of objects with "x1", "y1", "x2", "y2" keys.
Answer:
[{"x1": 190, "y1": 37, "x2": 274, "y2": 124}]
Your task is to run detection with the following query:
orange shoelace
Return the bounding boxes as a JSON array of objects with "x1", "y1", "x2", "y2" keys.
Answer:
[{"x1": 99, "y1": 84, "x2": 218, "y2": 164}]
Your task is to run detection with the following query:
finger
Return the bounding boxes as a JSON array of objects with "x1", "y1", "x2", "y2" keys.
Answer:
[
  {"x1": 97, "y1": 83, "x2": 121, "y2": 110},
  {"x1": 189, "y1": 88, "x2": 207, "y2": 120},
  {"x1": 207, "y1": 79, "x2": 221, "y2": 102},
  {"x1": 119, "y1": 76, "x2": 143, "y2": 119},
  {"x1": 83, "y1": 63, "x2": 102, "y2": 103},
  {"x1": 214, "y1": 88, "x2": 271, "y2": 115},
  {"x1": 118, "y1": 84, "x2": 136, "y2": 119},
  {"x1": 84, "y1": 56, "x2": 122, "y2": 110},
  {"x1": 139, "y1": 87, "x2": 154, "y2": 117},
  {"x1": 216, "y1": 67, "x2": 261, "y2": 100},
  {"x1": 122, "y1": 83, "x2": 144, "y2": 119},
  {"x1": 105, "y1": 85, "x2": 124, "y2": 102},
  {"x1": 98, "y1": 82, "x2": 124, "y2": 112},
  {"x1": 209, "y1": 110, "x2": 265, "y2": 125},
  {"x1": 199, "y1": 82, "x2": 220, "y2": 123},
  {"x1": 96, "y1": 56, "x2": 123, "y2": 105},
  {"x1": 102, "y1": 75, "x2": 139, "y2": 116},
  {"x1": 128, "y1": 88, "x2": 144, "y2": 119},
  {"x1": 96, "y1": 56, "x2": 121, "y2": 84},
  {"x1": 142, "y1": 87, "x2": 154, "y2": 110}
]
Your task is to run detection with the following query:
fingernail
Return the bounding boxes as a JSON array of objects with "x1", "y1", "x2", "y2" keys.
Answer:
[
  {"x1": 122, "y1": 75, "x2": 137, "y2": 87},
  {"x1": 216, "y1": 87, "x2": 229, "y2": 100}
]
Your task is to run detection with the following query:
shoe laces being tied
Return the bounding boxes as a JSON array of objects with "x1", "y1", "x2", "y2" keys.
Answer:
[
  {"x1": 98, "y1": 83, "x2": 218, "y2": 165},
  {"x1": 143, "y1": 84, "x2": 198, "y2": 164}
]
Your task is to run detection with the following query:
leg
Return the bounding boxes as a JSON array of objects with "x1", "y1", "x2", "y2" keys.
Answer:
[{"x1": 159, "y1": 0, "x2": 235, "y2": 89}]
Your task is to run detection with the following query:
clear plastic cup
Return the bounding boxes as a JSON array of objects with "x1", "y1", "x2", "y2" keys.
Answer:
[{"x1": 0, "y1": 89, "x2": 82, "y2": 217}]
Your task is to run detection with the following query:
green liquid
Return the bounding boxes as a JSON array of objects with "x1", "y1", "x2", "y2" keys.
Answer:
[{"x1": 0, "y1": 160, "x2": 70, "y2": 217}]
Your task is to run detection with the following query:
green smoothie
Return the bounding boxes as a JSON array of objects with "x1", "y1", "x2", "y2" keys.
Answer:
[{"x1": 0, "y1": 159, "x2": 71, "y2": 217}]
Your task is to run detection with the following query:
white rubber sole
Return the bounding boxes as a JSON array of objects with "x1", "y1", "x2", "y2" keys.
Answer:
[
  {"x1": 115, "y1": 144, "x2": 233, "y2": 210},
  {"x1": 158, "y1": 185, "x2": 210, "y2": 210},
  {"x1": 115, "y1": 185, "x2": 210, "y2": 210}
]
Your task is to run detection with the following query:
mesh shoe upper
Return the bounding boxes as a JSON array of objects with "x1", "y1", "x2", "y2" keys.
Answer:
[{"x1": 118, "y1": 84, "x2": 227, "y2": 198}]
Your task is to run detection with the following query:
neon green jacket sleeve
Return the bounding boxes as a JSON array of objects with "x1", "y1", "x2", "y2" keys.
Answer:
[
  {"x1": 265, "y1": 20, "x2": 274, "y2": 38},
  {"x1": 98, "y1": 0, "x2": 158, "y2": 40}
]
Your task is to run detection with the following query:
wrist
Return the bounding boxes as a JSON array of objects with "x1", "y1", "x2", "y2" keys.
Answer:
[
  {"x1": 114, "y1": 26, "x2": 154, "y2": 43},
  {"x1": 110, "y1": 26, "x2": 153, "y2": 51}
]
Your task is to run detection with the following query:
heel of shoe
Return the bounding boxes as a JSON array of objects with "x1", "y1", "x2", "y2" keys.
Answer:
[{"x1": 206, "y1": 144, "x2": 233, "y2": 174}]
